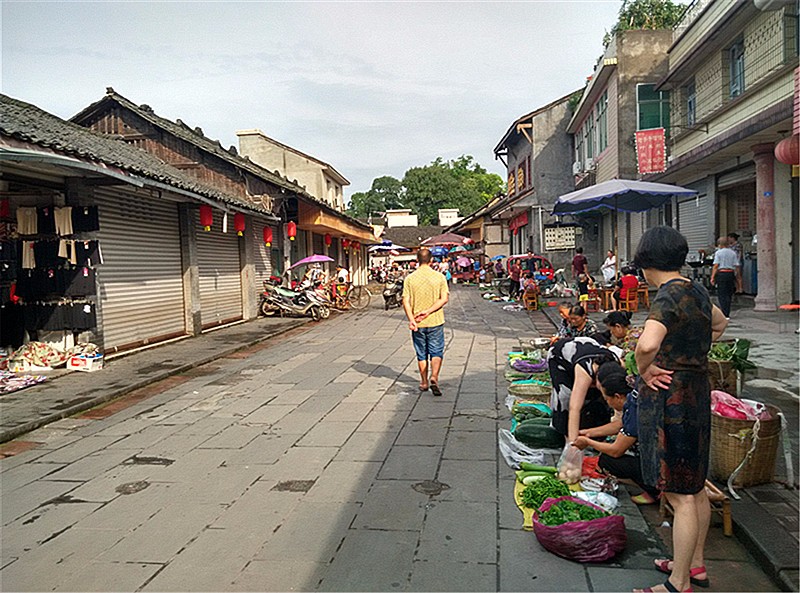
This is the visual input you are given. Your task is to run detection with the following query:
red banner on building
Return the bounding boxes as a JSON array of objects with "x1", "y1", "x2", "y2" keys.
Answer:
[
  {"x1": 635, "y1": 128, "x2": 667, "y2": 174},
  {"x1": 509, "y1": 211, "x2": 529, "y2": 232}
]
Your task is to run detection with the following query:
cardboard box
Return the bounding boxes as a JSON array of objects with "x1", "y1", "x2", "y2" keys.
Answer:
[{"x1": 67, "y1": 353, "x2": 104, "y2": 372}]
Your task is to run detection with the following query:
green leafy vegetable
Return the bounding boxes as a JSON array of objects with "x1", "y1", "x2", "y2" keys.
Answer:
[
  {"x1": 708, "y1": 339, "x2": 757, "y2": 374},
  {"x1": 625, "y1": 351, "x2": 638, "y2": 376},
  {"x1": 520, "y1": 475, "x2": 570, "y2": 509},
  {"x1": 538, "y1": 499, "x2": 608, "y2": 526}
]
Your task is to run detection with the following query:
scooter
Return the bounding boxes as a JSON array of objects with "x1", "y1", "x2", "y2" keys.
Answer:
[
  {"x1": 259, "y1": 281, "x2": 329, "y2": 321},
  {"x1": 383, "y1": 276, "x2": 404, "y2": 310}
]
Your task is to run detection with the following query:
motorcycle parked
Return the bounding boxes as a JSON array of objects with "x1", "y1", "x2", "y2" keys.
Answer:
[
  {"x1": 259, "y1": 281, "x2": 329, "y2": 321},
  {"x1": 383, "y1": 276, "x2": 404, "y2": 310}
]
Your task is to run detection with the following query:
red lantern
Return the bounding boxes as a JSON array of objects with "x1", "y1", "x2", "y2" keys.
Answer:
[
  {"x1": 353, "y1": 242, "x2": 360, "y2": 251},
  {"x1": 342, "y1": 238, "x2": 350, "y2": 249},
  {"x1": 287, "y1": 221, "x2": 297, "y2": 241},
  {"x1": 775, "y1": 135, "x2": 800, "y2": 165},
  {"x1": 263, "y1": 226, "x2": 273, "y2": 247},
  {"x1": 234, "y1": 213, "x2": 245, "y2": 236},
  {"x1": 324, "y1": 233, "x2": 332, "y2": 247},
  {"x1": 199, "y1": 204, "x2": 213, "y2": 231}
]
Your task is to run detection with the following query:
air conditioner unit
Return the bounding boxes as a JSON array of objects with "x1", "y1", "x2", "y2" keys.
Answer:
[
  {"x1": 586, "y1": 157, "x2": 595, "y2": 169},
  {"x1": 572, "y1": 161, "x2": 582, "y2": 175}
]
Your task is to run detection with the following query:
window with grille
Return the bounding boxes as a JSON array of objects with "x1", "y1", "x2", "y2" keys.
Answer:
[
  {"x1": 729, "y1": 40, "x2": 745, "y2": 98},
  {"x1": 685, "y1": 81, "x2": 696, "y2": 126},
  {"x1": 637, "y1": 84, "x2": 671, "y2": 132},
  {"x1": 596, "y1": 91, "x2": 608, "y2": 152}
]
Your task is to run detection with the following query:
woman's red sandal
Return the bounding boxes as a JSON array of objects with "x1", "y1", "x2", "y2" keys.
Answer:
[
  {"x1": 636, "y1": 580, "x2": 693, "y2": 593},
  {"x1": 654, "y1": 559, "x2": 709, "y2": 588}
]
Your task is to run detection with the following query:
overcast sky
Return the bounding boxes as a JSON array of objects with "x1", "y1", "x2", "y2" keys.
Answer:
[{"x1": 1, "y1": 1, "x2": 622, "y2": 199}]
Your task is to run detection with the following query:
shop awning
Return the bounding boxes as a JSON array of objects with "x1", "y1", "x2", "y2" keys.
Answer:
[{"x1": 298, "y1": 202, "x2": 376, "y2": 242}]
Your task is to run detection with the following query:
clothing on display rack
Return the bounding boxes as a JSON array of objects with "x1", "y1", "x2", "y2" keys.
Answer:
[
  {"x1": 54, "y1": 206, "x2": 73, "y2": 236},
  {"x1": 74, "y1": 240, "x2": 103, "y2": 266},
  {"x1": 21, "y1": 241, "x2": 35, "y2": 269},
  {"x1": 16, "y1": 207, "x2": 37, "y2": 235},
  {"x1": 71, "y1": 206, "x2": 99, "y2": 233},
  {"x1": 37, "y1": 206, "x2": 56, "y2": 235}
]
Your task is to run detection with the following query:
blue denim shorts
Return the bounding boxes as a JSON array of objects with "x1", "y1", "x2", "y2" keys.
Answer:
[{"x1": 412, "y1": 324, "x2": 445, "y2": 361}]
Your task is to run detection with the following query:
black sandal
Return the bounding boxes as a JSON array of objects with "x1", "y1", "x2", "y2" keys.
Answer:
[{"x1": 430, "y1": 382, "x2": 442, "y2": 397}]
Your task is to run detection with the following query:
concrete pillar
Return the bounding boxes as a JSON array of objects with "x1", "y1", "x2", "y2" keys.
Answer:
[
  {"x1": 178, "y1": 204, "x2": 202, "y2": 335},
  {"x1": 752, "y1": 143, "x2": 777, "y2": 312},
  {"x1": 239, "y1": 217, "x2": 257, "y2": 320}
]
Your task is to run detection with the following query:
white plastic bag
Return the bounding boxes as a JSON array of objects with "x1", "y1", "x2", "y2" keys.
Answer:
[
  {"x1": 556, "y1": 442, "x2": 584, "y2": 484},
  {"x1": 497, "y1": 429, "x2": 545, "y2": 469},
  {"x1": 573, "y1": 491, "x2": 620, "y2": 513}
]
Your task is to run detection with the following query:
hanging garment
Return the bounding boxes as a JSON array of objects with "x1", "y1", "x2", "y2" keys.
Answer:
[
  {"x1": 68, "y1": 302, "x2": 97, "y2": 331},
  {"x1": 33, "y1": 240, "x2": 60, "y2": 267},
  {"x1": 16, "y1": 207, "x2": 37, "y2": 235},
  {"x1": 64, "y1": 266, "x2": 96, "y2": 297},
  {"x1": 58, "y1": 240, "x2": 78, "y2": 265},
  {"x1": 54, "y1": 206, "x2": 74, "y2": 236},
  {"x1": 71, "y1": 206, "x2": 99, "y2": 233},
  {"x1": 21, "y1": 241, "x2": 36, "y2": 269},
  {"x1": 37, "y1": 206, "x2": 56, "y2": 235},
  {"x1": 74, "y1": 240, "x2": 103, "y2": 266},
  {"x1": 0, "y1": 304, "x2": 25, "y2": 348}
]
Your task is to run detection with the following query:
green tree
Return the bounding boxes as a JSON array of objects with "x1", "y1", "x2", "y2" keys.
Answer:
[
  {"x1": 603, "y1": 0, "x2": 687, "y2": 47},
  {"x1": 346, "y1": 175, "x2": 403, "y2": 219}
]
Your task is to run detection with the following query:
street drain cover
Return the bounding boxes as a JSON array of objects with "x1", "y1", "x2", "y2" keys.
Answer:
[
  {"x1": 116, "y1": 480, "x2": 150, "y2": 495},
  {"x1": 271, "y1": 480, "x2": 315, "y2": 492},
  {"x1": 123, "y1": 455, "x2": 174, "y2": 466},
  {"x1": 412, "y1": 480, "x2": 450, "y2": 496}
]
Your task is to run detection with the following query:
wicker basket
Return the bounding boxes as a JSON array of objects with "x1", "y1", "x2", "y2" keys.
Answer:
[
  {"x1": 708, "y1": 360, "x2": 739, "y2": 396},
  {"x1": 710, "y1": 404, "x2": 782, "y2": 487},
  {"x1": 508, "y1": 377, "x2": 551, "y2": 401}
]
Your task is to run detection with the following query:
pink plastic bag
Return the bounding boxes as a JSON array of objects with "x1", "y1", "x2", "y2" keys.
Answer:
[
  {"x1": 710, "y1": 390, "x2": 757, "y2": 420},
  {"x1": 533, "y1": 495, "x2": 627, "y2": 563}
]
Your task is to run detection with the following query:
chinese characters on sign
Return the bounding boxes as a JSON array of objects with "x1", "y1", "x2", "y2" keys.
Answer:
[{"x1": 635, "y1": 128, "x2": 667, "y2": 174}]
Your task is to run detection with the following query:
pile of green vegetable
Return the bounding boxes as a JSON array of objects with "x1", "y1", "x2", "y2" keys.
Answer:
[
  {"x1": 625, "y1": 351, "x2": 638, "y2": 376},
  {"x1": 511, "y1": 403, "x2": 551, "y2": 423},
  {"x1": 708, "y1": 339, "x2": 756, "y2": 373},
  {"x1": 519, "y1": 473, "x2": 570, "y2": 509},
  {"x1": 537, "y1": 499, "x2": 608, "y2": 526}
]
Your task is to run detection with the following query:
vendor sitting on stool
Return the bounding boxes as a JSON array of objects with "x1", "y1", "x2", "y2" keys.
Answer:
[{"x1": 573, "y1": 361, "x2": 660, "y2": 505}]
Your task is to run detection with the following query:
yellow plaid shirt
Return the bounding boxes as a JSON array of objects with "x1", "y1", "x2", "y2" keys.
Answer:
[{"x1": 402, "y1": 265, "x2": 449, "y2": 328}]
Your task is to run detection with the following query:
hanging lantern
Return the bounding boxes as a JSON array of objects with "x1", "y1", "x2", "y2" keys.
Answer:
[
  {"x1": 324, "y1": 233, "x2": 332, "y2": 247},
  {"x1": 353, "y1": 241, "x2": 360, "y2": 251},
  {"x1": 234, "y1": 213, "x2": 246, "y2": 236},
  {"x1": 287, "y1": 221, "x2": 297, "y2": 241},
  {"x1": 199, "y1": 204, "x2": 213, "y2": 231},
  {"x1": 263, "y1": 226, "x2": 273, "y2": 247},
  {"x1": 775, "y1": 135, "x2": 799, "y2": 165},
  {"x1": 342, "y1": 238, "x2": 350, "y2": 249}
]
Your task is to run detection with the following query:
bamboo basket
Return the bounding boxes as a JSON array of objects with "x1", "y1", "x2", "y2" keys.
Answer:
[{"x1": 710, "y1": 404, "x2": 782, "y2": 487}]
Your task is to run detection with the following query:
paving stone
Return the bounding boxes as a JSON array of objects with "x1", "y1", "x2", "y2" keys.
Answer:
[
  {"x1": 210, "y1": 485, "x2": 302, "y2": 530},
  {"x1": 436, "y1": 459, "x2": 497, "y2": 502},
  {"x1": 53, "y1": 560, "x2": 163, "y2": 592},
  {"x1": 171, "y1": 415, "x2": 235, "y2": 435},
  {"x1": 231, "y1": 559, "x2": 328, "y2": 592},
  {"x1": 64, "y1": 462, "x2": 167, "y2": 503},
  {"x1": 97, "y1": 502, "x2": 225, "y2": 563},
  {"x1": 442, "y1": 430, "x2": 497, "y2": 461},
  {"x1": 408, "y1": 400, "x2": 456, "y2": 421},
  {"x1": 239, "y1": 404, "x2": 296, "y2": 426},
  {"x1": 407, "y1": 559, "x2": 496, "y2": 592},
  {"x1": 449, "y1": 411, "x2": 500, "y2": 432},
  {"x1": 0, "y1": 461, "x2": 67, "y2": 493},
  {"x1": 194, "y1": 424, "x2": 263, "y2": 449},
  {"x1": 39, "y1": 450, "x2": 132, "y2": 483},
  {"x1": 360, "y1": 409, "x2": 410, "y2": 433},
  {"x1": 417, "y1": 500, "x2": 496, "y2": 564},
  {"x1": 303, "y1": 460, "x2": 381, "y2": 503},
  {"x1": 700, "y1": 559, "x2": 781, "y2": 593},
  {"x1": 395, "y1": 418, "x2": 450, "y2": 447},
  {"x1": 32, "y1": 435, "x2": 126, "y2": 464},
  {"x1": 296, "y1": 421, "x2": 360, "y2": 448},
  {"x1": 351, "y1": 479, "x2": 429, "y2": 531},
  {"x1": 378, "y1": 445, "x2": 442, "y2": 481},
  {"x1": 497, "y1": 477, "x2": 524, "y2": 531},
  {"x1": 71, "y1": 481, "x2": 180, "y2": 531},
  {"x1": 455, "y1": 391, "x2": 497, "y2": 411},
  {"x1": 335, "y1": 431, "x2": 396, "y2": 462},
  {"x1": 265, "y1": 389, "x2": 316, "y2": 406},
  {"x1": 256, "y1": 446, "x2": 339, "y2": 483},
  {"x1": 270, "y1": 410, "x2": 325, "y2": 435},
  {"x1": 104, "y1": 424, "x2": 181, "y2": 451},
  {"x1": 145, "y1": 448, "x2": 229, "y2": 482},
  {"x1": 585, "y1": 566, "x2": 657, "y2": 592},
  {"x1": 254, "y1": 501, "x2": 360, "y2": 562},
  {"x1": 172, "y1": 464, "x2": 264, "y2": 505},
  {"x1": 323, "y1": 402, "x2": 374, "y2": 423},
  {"x1": 137, "y1": 432, "x2": 219, "y2": 459},
  {"x1": 224, "y1": 432, "x2": 300, "y2": 466},
  {"x1": 498, "y1": 528, "x2": 588, "y2": 592},
  {"x1": 317, "y1": 529, "x2": 417, "y2": 592}
]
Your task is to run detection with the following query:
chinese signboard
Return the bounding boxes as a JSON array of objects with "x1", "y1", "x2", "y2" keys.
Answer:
[{"x1": 635, "y1": 128, "x2": 667, "y2": 174}]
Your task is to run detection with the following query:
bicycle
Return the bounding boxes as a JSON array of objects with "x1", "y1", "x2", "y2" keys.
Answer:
[{"x1": 327, "y1": 281, "x2": 371, "y2": 310}]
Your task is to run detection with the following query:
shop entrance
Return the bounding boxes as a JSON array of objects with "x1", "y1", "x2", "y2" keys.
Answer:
[{"x1": 717, "y1": 181, "x2": 756, "y2": 295}]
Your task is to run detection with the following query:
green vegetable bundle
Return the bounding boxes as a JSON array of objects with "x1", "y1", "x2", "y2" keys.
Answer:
[
  {"x1": 537, "y1": 499, "x2": 608, "y2": 526},
  {"x1": 520, "y1": 474, "x2": 570, "y2": 509},
  {"x1": 708, "y1": 339, "x2": 756, "y2": 373}
]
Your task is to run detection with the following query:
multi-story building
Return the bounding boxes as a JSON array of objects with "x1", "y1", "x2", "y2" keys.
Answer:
[
  {"x1": 567, "y1": 29, "x2": 674, "y2": 270},
  {"x1": 236, "y1": 129, "x2": 349, "y2": 212},
  {"x1": 651, "y1": 0, "x2": 798, "y2": 308},
  {"x1": 493, "y1": 92, "x2": 577, "y2": 270}
]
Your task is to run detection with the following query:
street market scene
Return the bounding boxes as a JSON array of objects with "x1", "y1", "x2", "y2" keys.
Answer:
[{"x1": 1, "y1": 0, "x2": 799, "y2": 591}]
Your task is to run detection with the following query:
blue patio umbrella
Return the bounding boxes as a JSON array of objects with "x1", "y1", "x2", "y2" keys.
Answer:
[
  {"x1": 430, "y1": 246, "x2": 449, "y2": 257},
  {"x1": 490, "y1": 255, "x2": 506, "y2": 261}
]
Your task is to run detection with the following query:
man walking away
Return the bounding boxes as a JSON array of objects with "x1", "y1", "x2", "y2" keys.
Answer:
[
  {"x1": 403, "y1": 248, "x2": 449, "y2": 396},
  {"x1": 710, "y1": 236, "x2": 741, "y2": 318}
]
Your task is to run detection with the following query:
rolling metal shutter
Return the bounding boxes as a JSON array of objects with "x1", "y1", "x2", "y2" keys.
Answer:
[
  {"x1": 249, "y1": 218, "x2": 274, "y2": 288},
  {"x1": 678, "y1": 194, "x2": 713, "y2": 254},
  {"x1": 196, "y1": 213, "x2": 242, "y2": 328},
  {"x1": 96, "y1": 190, "x2": 186, "y2": 351},
  {"x1": 629, "y1": 212, "x2": 645, "y2": 256}
]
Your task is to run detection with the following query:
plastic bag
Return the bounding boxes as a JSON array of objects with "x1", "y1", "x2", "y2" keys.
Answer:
[
  {"x1": 710, "y1": 390, "x2": 757, "y2": 420},
  {"x1": 497, "y1": 429, "x2": 546, "y2": 469},
  {"x1": 573, "y1": 491, "x2": 620, "y2": 513},
  {"x1": 533, "y1": 495, "x2": 626, "y2": 562},
  {"x1": 556, "y1": 443, "x2": 583, "y2": 484}
]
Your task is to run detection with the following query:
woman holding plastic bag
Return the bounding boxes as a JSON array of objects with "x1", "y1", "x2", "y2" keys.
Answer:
[
  {"x1": 633, "y1": 227, "x2": 728, "y2": 593},
  {"x1": 548, "y1": 336, "x2": 622, "y2": 446}
]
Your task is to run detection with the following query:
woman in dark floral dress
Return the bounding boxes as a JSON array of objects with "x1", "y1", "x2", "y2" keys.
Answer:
[{"x1": 633, "y1": 227, "x2": 728, "y2": 593}]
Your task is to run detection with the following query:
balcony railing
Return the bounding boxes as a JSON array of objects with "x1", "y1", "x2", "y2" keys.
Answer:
[{"x1": 673, "y1": 0, "x2": 713, "y2": 42}]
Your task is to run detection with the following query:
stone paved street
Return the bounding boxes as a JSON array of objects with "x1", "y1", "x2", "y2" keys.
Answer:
[{"x1": 0, "y1": 287, "x2": 780, "y2": 591}]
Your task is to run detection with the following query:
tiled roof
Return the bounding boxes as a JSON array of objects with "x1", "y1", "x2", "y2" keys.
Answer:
[
  {"x1": 381, "y1": 225, "x2": 445, "y2": 247},
  {"x1": 0, "y1": 93, "x2": 271, "y2": 214},
  {"x1": 71, "y1": 89, "x2": 371, "y2": 231}
]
